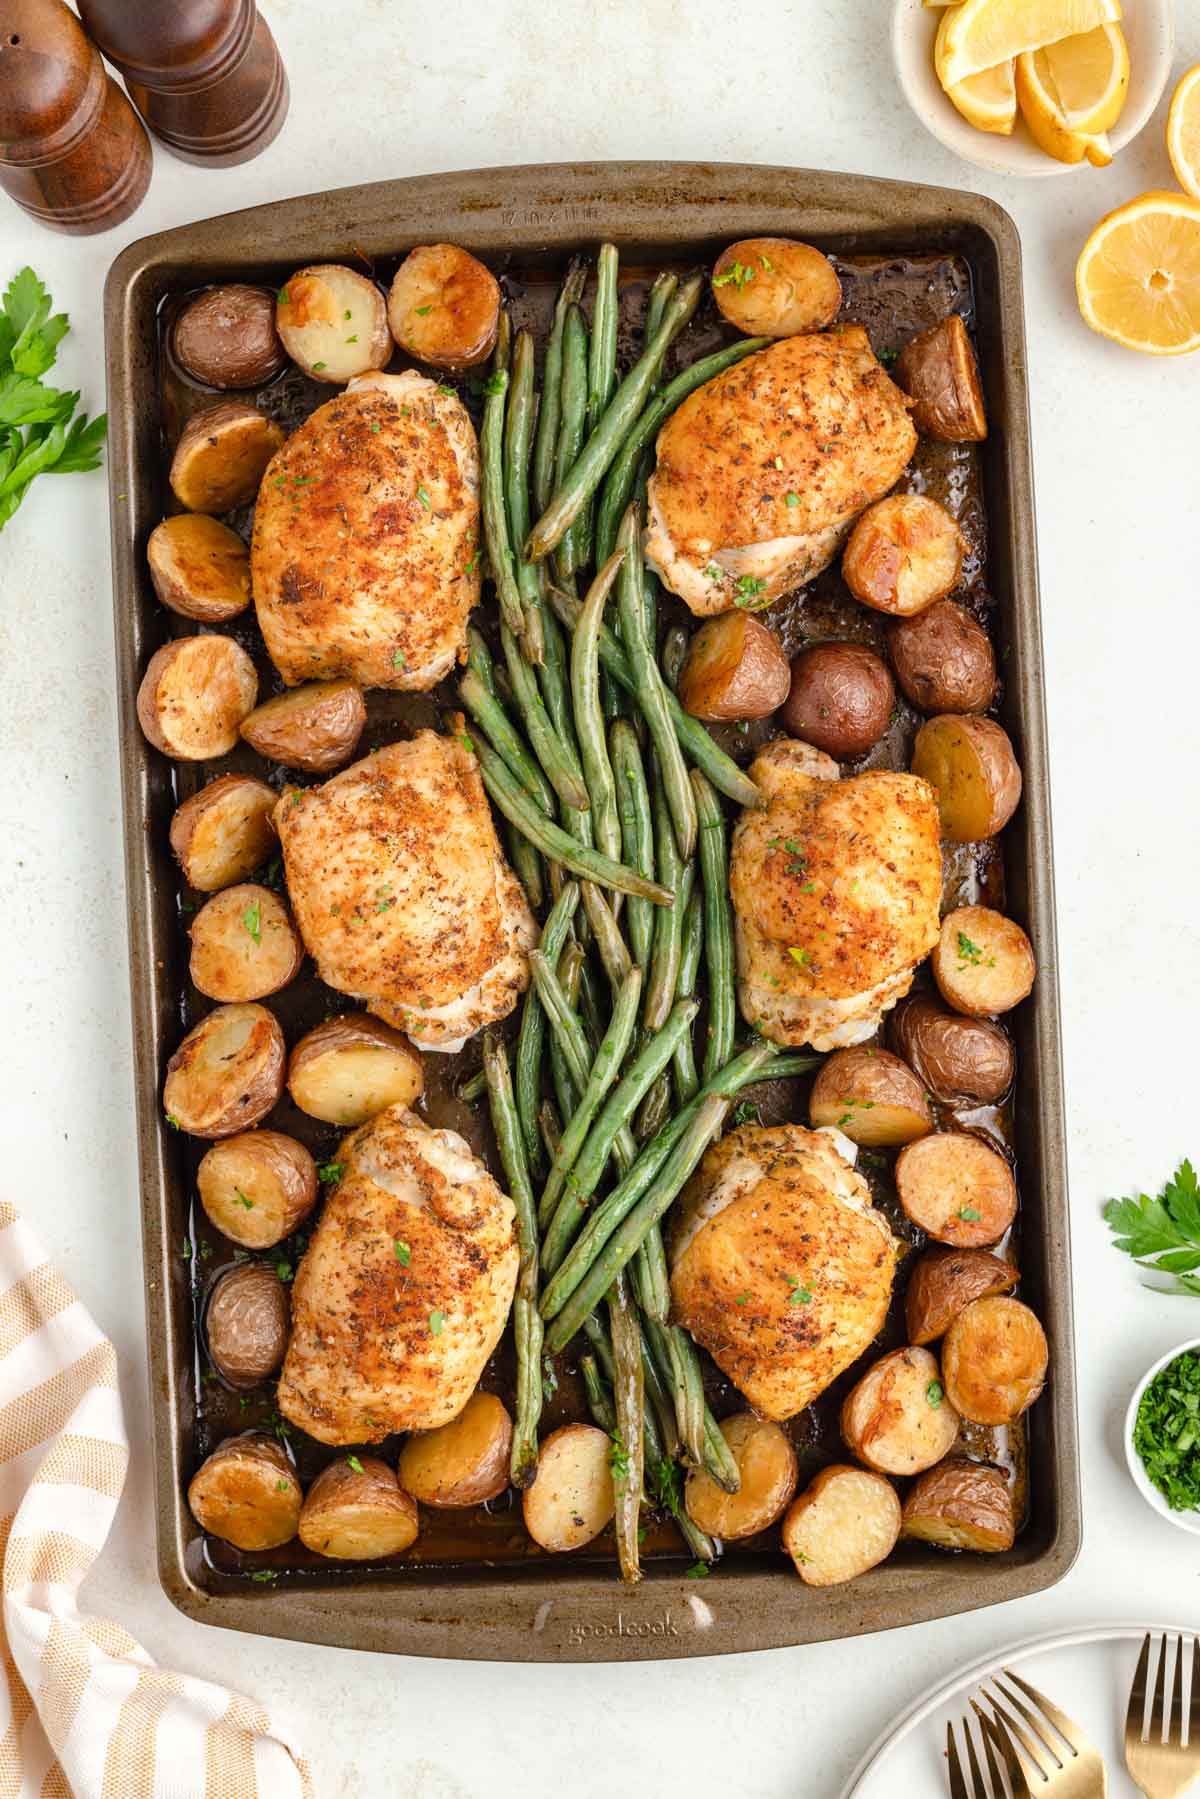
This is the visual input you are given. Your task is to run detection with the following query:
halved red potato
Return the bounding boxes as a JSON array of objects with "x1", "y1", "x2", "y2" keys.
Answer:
[
  {"x1": 677, "y1": 613, "x2": 791, "y2": 721},
  {"x1": 170, "y1": 774, "x2": 279, "y2": 893},
  {"x1": 147, "y1": 515, "x2": 251, "y2": 624},
  {"x1": 275, "y1": 265, "x2": 392, "y2": 384},
  {"x1": 809, "y1": 1046, "x2": 932, "y2": 1147},
  {"x1": 895, "y1": 1132, "x2": 1017, "y2": 1248},
  {"x1": 840, "y1": 1346, "x2": 960, "y2": 1476},
  {"x1": 933, "y1": 905, "x2": 1036, "y2": 1017},
  {"x1": 684, "y1": 1413, "x2": 798, "y2": 1539},
  {"x1": 911, "y1": 714, "x2": 1023, "y2": 842},
  {"x1": 781, "y1": 1465, "x2": 901, "y2": 1587},
  {"x1": 204, "y1": 1262, "x2": 290, "y2": 1389},
  {"x1": 711, "y1": 238, "x2": 842, "y2": 336},
  {"x1": 890, "y1": 995, "x2": 1015, "y2": 1107},
  {"x1": 522, "y1": 1423, "x2": 615, "y2": 1553},
  {"x1": 387, "y1": 244, "x2": 500, "y2": 371},
  {"x1": 239, "y1": 680, "x2": 367, "y2": 772},
  {"x1": 163, "y1": 1003, "x2": 286, "y2": 1138},
  {"x1": 286, "y1": 1013, "x2": 424, "y2": 1126},
  {"x1": 895, "y1": 314, "x2": 988, "y2": 444},
  {"x1": 137, "y1": 634, "x2": 258, "y2": 761},
  {"x1": 189, "y1": 883, "x2": 304, "y2": 1002},
  {"x1": 842, "y1": 494, "x2": 964, "y2": 617},
  {"x1": 187, "y1": 1434, "x2": 301, "y2": 1551},
  {"x1": 905, "y1": 1247, "x2": 1019, "y2": 1346},
  {"x1": 169, "y1": 401, "x2": 284, "y2": 514},
  {"x1": 397, "y1": 1391, "x2": 513, "y2": 1507},
  {"x1": 942, "y1": 1296, "x2": 1048, "y2": 1425},
  {"x1": 197, "y1": 1129, "x2": 318, "y2": 1248},
  {"x1": 902, "y1": 1459, "x2": 1014, "y2": 1551},
  {"x1": 298, "y1": 1457, "x2": 419, "y2": 1559}
]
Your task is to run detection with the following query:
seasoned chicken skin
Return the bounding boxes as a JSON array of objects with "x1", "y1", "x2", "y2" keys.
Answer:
[
  {"x1": 671, "y1": 1124, "x2": 898, "y2": 1420},
  {"x1": 731, "y1": 738, "x2": 941, "y2": 1051},
  {"x1": 645, "y1": 327, "x2": 916, "y2": 616},
  {"x1": 278, "y1": 1106, "x2": 518, "y2": 1443},
  {"x1": 251, "y1": 370, "x2": 480, "y2": 689},
  {"x1": 275, "y1": 732, "x2": 535, "y2": 1051}
]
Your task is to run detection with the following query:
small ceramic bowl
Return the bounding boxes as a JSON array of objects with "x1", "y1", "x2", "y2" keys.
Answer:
[
  {"x1": 1124, "y1": 1336, "x2": 1200, "y2": 1536},
  {"x1": 891, "y1": 0, "x2": 1176, "y2": 177}
]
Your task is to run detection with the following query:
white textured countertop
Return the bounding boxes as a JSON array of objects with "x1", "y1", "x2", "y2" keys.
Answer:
[{"x1": 2, "y1": 2, "x2": 1199, "y2": 1793}]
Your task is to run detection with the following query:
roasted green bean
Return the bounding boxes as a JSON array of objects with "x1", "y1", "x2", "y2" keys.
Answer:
[
  {"x1": 570, "y1": 550, "x2": 626, "y2": 865},
  {"x1": 608, "y1": 1271, "x2": 645, "y2": 1584},
  {"x1": 532, "y1": 259, "x2": 586, "y2": 515},
  {"x1": 693, "y1": 769, "x2": 736, "y2": 1079},
  {"x1": 587, "y1": 244, "x2": 620, "y2": 428},
  {"x1": 480, "y1": 315, "x2": 526, "y2": 641},
  {"x1": 504, "y1": 326, "x2": 544, "y2": 663},
  {"x1": 499, "y1": 622, "x2": 589, "y2": 813},
  {"x1": 538, "y1": 965, "x2": 642, "y2": 1222},
  {"x1": 672, "y1": 890, "x2": 703, "y2": 1105},
  {"x1": 554, "y1": 305, "x2": 590, "y2": 579},
  {"x1": 615, "y1": 506, "x2": 697, "y2": 861},
  {"x1": 514, "y1": 881, "x2": 579, "y2": 1173},
  {"x1": 611, "y1": 719, "x2": 656, "y2": 973},
  {"x1": 482, "y1": 1032, "x2": 542, "y2": 1487},
  {"x1": 458, "y1": 669, "x2": 556, "y2": 815}
]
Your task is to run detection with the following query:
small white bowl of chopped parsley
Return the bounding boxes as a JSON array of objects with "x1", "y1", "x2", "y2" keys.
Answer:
[{"x1": 1125, "y1": 1339, "x2": 1200, "y2": 1534}]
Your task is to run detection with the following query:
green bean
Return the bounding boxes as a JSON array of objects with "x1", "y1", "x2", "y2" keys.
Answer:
[
  {"x1": 662, "y1": 626, "x2": 689, "y2": 693},
  {"x1": 482, "y1": 1031, "x2": 542, "y2": 1487},
  {"x1": 672, "y1": 890, "x2": 703, "y2": 1106},
  {"x1": 608, "y1": 1270, "x2": 644, "y2": 1584},
  {"x1": 635, "y1": 1076, "x2": 672, "y2": 1147},
  {"x1": 610, "y1": 719, "x2": 655, "y2": 973},
  {"x1": 554, "y1": 305, "x2": 590, "y2": 580},
  {"x1": 533, "y1": 259, "x2": 586, "y2": 515},
  {"x1": 580, "y1": 883, "x2": 632, "y2": 992},
  {"x1": 580, "y1": 1354, "x2": 616, "y2": 1434},
  {"x1": 514, "y1": 881, "x2": 579, "y2": 1173},
  {"x1": 640, "y1": 1321, "x2": 680, "y2": 1460},
  {"x1": 538, "y1": 1097, "x2": 561, "y2": 1164},
  {"x1": 505, "y1": 327, "x2": 544, "y2": 664},
  {"x1": 457, "y1": 1068, "x2": 487, "y2": 1105},
  {"x1": 527, "y1": 274, "x2": 703, "y2": 561},
  {"x1": 585, "y1": 1310, "x2": 669, "y2": 1478},
  {"x1": 506, "y1": 822, "x2": 544, "y2": 911},
  {"x1": 646, "y1": 777, "x2": 692, "y2": 1030},
  {"x1": 499, "y1": 623, "x2": 588, "y2": 813},
  {"x1": 474, "y1": 729, "x2": 673, "y2": 905},
  {"x1": 643, "y1": 272, "x2": 676, "y2": 347},
  {"x1": 570, "y1": 549, "x2": 626, "y2": 864},
  {"x1": 480, "y1": 315, "x2": 526, "y2": 641},
  {"x1": 548, "y1": 940, "x2": 585, "y2": 1126},
  {"x1": 588, "y1": 244, "x2": 620, "y2": 428},
  {"x1": 538, "y1": 966, "x2": 642, "y2": 1221},
  {"x1": 663, "y1": 1324, "x2": 706, "y2": 1468},
  {"x1": 633, "y1": 1221, "x2": 671, "y2": 1323},
  {"x1": 702, "y1": 1402, "x2": 742, "y2": 1493},
  {"x1": 594, "y1": 335, "x2": 770, "y2": 565},
  {"x1": 466, "y1": 625, "x2": 497, "y2": 696},
  {"x1": 693, "y1": 770, "x2": 736, "y2": 1080},
  {"x1": 458, "y1": 669, "x2": 556, "y2": 815},
  {"x1": 615, "y1": 506, "x2": 697, "y2": 860},
  {"x1": 536, "y1": 602, "x2": 575, "y2": 753}
]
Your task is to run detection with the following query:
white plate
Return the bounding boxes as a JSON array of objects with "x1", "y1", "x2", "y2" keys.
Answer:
[{"x1": 841, "y1": 1621, "x2": 1194, "y2": 1796}]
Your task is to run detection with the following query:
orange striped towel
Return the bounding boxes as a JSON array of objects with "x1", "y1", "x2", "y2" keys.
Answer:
[{"x1": 0, "y1": 1203, "x2": 312, "y2": 1798}]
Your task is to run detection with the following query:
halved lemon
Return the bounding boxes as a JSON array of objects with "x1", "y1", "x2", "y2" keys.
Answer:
[
  {"x1": 1015, "y1": 25, "x2": 1126, "y2": 165},
  {"x1": 1076, "y1": 190, "x2": 1200, "y2": 355},
  {"x1": 1167, "y1": 63, "x2": 1200, "y2": 201},
  {"x1": 936, "y1": 10, "x2": 1016, "y2": 132},
  {"x1": 937, "y1": 0, "x2": 1122, "y2": 87}
]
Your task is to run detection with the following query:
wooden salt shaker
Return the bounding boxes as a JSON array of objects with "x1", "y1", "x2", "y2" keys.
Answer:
[
  {"x1": 0, "y1": 0, "x2": 151, "y2": 234},
  {"x1": 76, "y1": 0, "x2": 289, "y2": 168}
]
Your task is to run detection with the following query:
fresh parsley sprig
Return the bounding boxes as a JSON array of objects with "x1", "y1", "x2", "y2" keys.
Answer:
[
  {"x1": 1103, "y1": 1158, "x2": 1200, "y2": 1296},
  {"x1": 0, "y1": 269, "x2": 106, "y2": 532}
]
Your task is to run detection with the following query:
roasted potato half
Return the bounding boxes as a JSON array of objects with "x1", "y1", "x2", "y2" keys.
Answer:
[
  {"x1": 169, "y1": 774, "x2": 279, "y2": 893},
  {"x1": 387, "y1": 244, "x2": 500, "y2": 372},
  {"x1": 889, "y1": 600, "x2": 995, "y2": 715},
  {"x1": 911, "y1": 714, "x2": 1023, "y2": 842},
  {"x1": 934, "y1": 906, "x2": 1036, "y2": 1018},
  {"x1": 138, "y1": 633, "x2": 258, "y2": 763},
  {"x1": 677, "y1": 613, "x2": 791, "y2": 721},
  {"x1": 169, "y1": 400, "x2": 284, "y2": 514},
  {"x1": 163, "y1": 1002, "x2": 286, "y2": 1138},
  {"x1": 782, "y1": 1465, "x2": 901, "y2": 1587},
  {"x1": 711, "y1": 238, "x2": 841, "y2": 337},
  {"x1": 187, "y1": 1433, "x2": 301, "y2": 1551},
  {"x1": 906, "y1": 1247, "x2": 1019, "y2": 1347},
  {"x1": 397, "y1": 1391, "x2": 513, "y2": 1507},
  {"x1": 276, "y1": 265, "x2": 392, "y2": 384},
  {"x1": 205, "y1": 1261, "x2": 290, "y2": 1389},
  {"x1": 197, "y1": 1129, "x2": 318, "y2": 1248},
  {"x1": 840, "y1": 1346, "x2": 960, "y2": 1476},
  {"x1": 896, "y1": 1131, "x2": 1017, "y2": 1248},
  {"x1": 942, "y1": 1296, "x2": 1048, "y2": 1425},
  {"x1": 147, "y1": 514, "x2": 251, "y2": 624},
  {"x1": 902, "y1": 1459, "x2": 1014, "y2": 1552},
  {"x1": 171, "y1": 285, "x2": 285, "y2": 390},
  {"x1": 684, "y1": 1413, "x2": 798, "y2": 1540},
  {"x1": 189, "y1": 884, "x2": 304, "y2": 1003},
  {"x1": 780, "y1": 642, "x2": 895, "y2": 758},
  {"x1": 891, "y1": 994, "x2": 1014, "y2": 1107},
  {"x1": 298, "y1": 1456, "x2": 419, "y2": 1560},
  {"x1": 523, "y1": 1423, "x2": 615, "y2": 1553},
  {"x1": 809, "y1": 1046, "x2": 932, "y2": 1147},
  {"x1": 239, "y1": 680, "x2": 367, "y2": 772},
  {"x1": 895, "y1": 313, "x2": 988, "y2": 443},
  {"x1": 287, "y1": 1013, "x2": 424, "y2": 1126},
  {"x1": 842, "y1": 494, "x2": 964, "y2": 618}
]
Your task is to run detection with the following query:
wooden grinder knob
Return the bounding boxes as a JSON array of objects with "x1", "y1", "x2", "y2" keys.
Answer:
[{"x1": 0, "y1": 0, "x2": 151, "y2": 234}]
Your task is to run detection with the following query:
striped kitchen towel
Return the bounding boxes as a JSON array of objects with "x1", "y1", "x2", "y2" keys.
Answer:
[{"x1": 0, "y1": 1202, "x2": 312, "y2": 1799}]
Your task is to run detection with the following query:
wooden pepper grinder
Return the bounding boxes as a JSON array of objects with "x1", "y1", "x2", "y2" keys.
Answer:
[
  {"x1": 76, "y1": 0, "x2": 288, "y2": 167},
  {"x1": 0, "y1": 0, "x2": 151, "y2": 234}
]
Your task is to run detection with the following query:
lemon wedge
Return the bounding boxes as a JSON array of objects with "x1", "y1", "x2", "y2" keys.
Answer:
[
  {"x1": 1167, "y1": 64, "x2": 1200, "y2": 201},
  {"x1": 937, "y1": 0, "x2": 1122, "y2": 87},
  {"x1": 1076, "y1": 190, "x2": 1200, "y2": 355},
  {"x1": 1015, "y1": 23, "x2": 1126, "y2": 164}
]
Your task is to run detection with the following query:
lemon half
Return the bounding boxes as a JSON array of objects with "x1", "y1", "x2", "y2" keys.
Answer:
[{"x1": 1076, "y1": 190, "x2": 1200, "y2": 355}]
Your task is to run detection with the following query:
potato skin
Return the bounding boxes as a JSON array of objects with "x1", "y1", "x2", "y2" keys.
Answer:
[
  {"x1": 239, "y1": 680, "x2": 367, "y2": 772},
  {"x1": 522, "y1": 1423, "x2": 615, "y2": 1553},
  {"x1": 187, "y1": 1433, "x2": 301, "y2": 1551},
  {"x1": 889, "y1": 600, "x2": 995, "y2": 715},
  {"x1": 205, "y1": 1262, "x2": 290, "y2": 1388},
  {"x1": 895, "y1": 314, "x2": 987, "y2": 443},
  {"x1": 169, "y1": 400, "x2": 284, "y2": 514},
  {"x1": 172, "y1": 285, "x2": 285, "y2": 390},
  {"x1": 396, "y1": 1391, "x2": 513, "y2": 1507},
  {"x1": 891, "y1": 994, "x2": 1014, "y2": 1107},
  {"x1": 905, "y1": 1247, "x2": 1018, "y2": 1346},
  {"x1": 298, "y1": 1457, "x2": 419, "y2": 1560},
  {"x1": 842, "y1": 494, "x2": 964, "y2": 617},
  {"x1": 387, "y1": 244, "x2": 500, "y2": 371},
  {"x1": 942, "y1": 1295, "x2": 1047, "y2": 1425},
  {"x1": 911, "y1": 714, "x2": 1023, "y2": 842},
  {"x1": 712, "y1": 237, "x2": 842, "y2": 337},
  {"x1": 782, "y1": 1464, "x2": 901, "y2": 1587},
  {"x1": 197, "y1": 1129, "x2": 318, "y2": 1248},
  {"x1": 169, "y1": 774, "x2": 279, "y2": 893},
  {"x1": 189, "y1": 884, "x2": 304, "y2": 1003},
  {"x1": 137, "y1": 634, "x2": 259, "y2": 761},
  {"x1": 902, "y1": 1458, "x2": 1014, "y2": 1552},
  {"x1": 895, "y1": 1131, "x2": 1017, "y2": 1249},
  {"x1": 840, "y1": 1345, "x2": 960, "y2": 1476},
  {"x1": 683, "y1": 1413, "x2": 798, "y2": 1539},
  {"x1": 809, "y1": 1046, "x2": 932, "y2": 1146},
  {"x1": 147, "y1": 514, "x2": 251, "y2": 623},
  {"x1": 276, "y1": 265, "x2": 392, "y2": 384},
  {"x1": 780, "y1": 642, "x2": 894, "y2": 756},
  {"x1": 163, "y1": 1002, "x2": 286, "y2": 1138},
  {"x1": 677, "y1": 613, "x2": 791, "y2": 721},
  {"x1": 286, "y1": 1013, "x2": 424, "y2": 1126},
  {"x1": 934, "y1": 905, "x2": 1036, "y2": 1018}
]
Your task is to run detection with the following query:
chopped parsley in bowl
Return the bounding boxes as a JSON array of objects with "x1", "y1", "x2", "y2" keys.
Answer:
[{"x1": 1125, "y1": 1339, "x2": 1200, "y2": 1534}]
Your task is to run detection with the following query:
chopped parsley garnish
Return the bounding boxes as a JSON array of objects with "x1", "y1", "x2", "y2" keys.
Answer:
[
  {"x1": 464, "y1": 550, "x2": 481, "y2": 576},
  {"x1": 438, "y1": 384, "x2": 456, "y2": 396},
  {"x1": 346, "y1": 1454, "x2": 364, "y2": 1473},
  {"x1": 181, "y1": 1238, "x2": 193, "y2": 1261},
  {"x1": 957, "y1": 932, "x2": 984, "y2": 965},
  {"x1": 394, "y1": 1239, "x2": 411, "y2": 1266},
  {"x1": 370, "y1": 422, "x2": 381, "y2": 433},
  {"x1": 735, "y1": 1292, "x2": 751, "y2": 1306},
  {"x1": 242, "y1": 898, "x2": 261, "y2": 945},
  {"x1": 1104, "y1": 1159, "x2": 1200, "y2": 1295},
  {"x1": 276, "y1": 1479, "x2": 290, "y2": 1493},
  {"x1": 733, "y1": 574, "x2": 768, "y2": 607},
  {"x1": 788, "y1": 946, "x2": 812, "y2": 967},
  {"x1": 685, "y1": 1560, "x2": 711, "y2": 1578},
  {"x1": 250, "y1": 1569, "x2": 279, "y2": 1583},
  {"x1": 459, "y1": 731, "x2": 475, "y2": 753},
  {"x1": 344, "y1": 309, "x2": 352, "y2": 320},
  {"x1": 274, "y1": 1259, "x2": 293, "y2": 1284},
  {"x1": 608, "y1": 1432, "x2": 630, "y2": 1485},
  {"x1": 926, "y1": 1380, "x2": 944, "y2": 1409},
  {"x1": 482, "y1": 371, "x2": 506, "y2": 396},
  {"x1": 345, "y1": 334, "x2": 358, "y2": 344},
  {"x1": 317, "y1": 1161, "x2": 344, "y2": 1185},
  {"x1": 650, "y1": 1457, "x2": 683, "y2": 1518},
  {"x1": 784, "y1": 491, "x2": 801, "y2": 508},
  {"x1": 414, "y1": 304, "x2": 433, "y2": 315},
  {"x1": 416, "y1": 483, "x2": 432, "y2": 509},
  {"x1": 712, "y1": 260, "x2": 754, "y2": 290},
  {"x1": 311, "y1": 361, "x2": 327, "y2": 371},
  {"x1": 760, "y1": 254, "x2": 773, "y2": 272},
  {"x1": 392, "y1": 649, "x2": 406, "y2": 669},
  {"x1": 429, "y1": 1309, "x2": 444, "y2": 1336},
  {"x1": 706, "y1": 562, "x2": 723, "y2": 582},
  {"x1": 235, "y1": 1188, "x2": 254, "y2": 1210},
  {"x1": 277, "y1": 287, "x2": 290, "y2": 304},
  {"x1": 958, "y1": 1206, "x2": 982, "y2": 1222},
  {"x1": 1133, "y1": 1348, "x2": 1200, "y2": 1510},
  {"x1": 878, "y1": 347, "x2": 899, "y2": 367},
  {"x1": 786, "y1": 1276, "x2": 813, "y2": 1305},
  {"x1": 733, "y1": 1100, "x2": 762, "y2": 1127},
  {"x1": 375, "y1": 884, "x2": 394, "y2": 912},
  {"x1": 165, "y1": 1112, "x2": 181, "y2": 1130}
]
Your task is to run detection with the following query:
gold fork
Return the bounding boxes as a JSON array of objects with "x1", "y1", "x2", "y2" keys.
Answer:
[
  {"x1": 945, "y1": 1669, "x2": 1107, "y2": 1796},
  {"x1": 1124, "y1": 1633, "x2": 1200, "y2": 1799}
]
